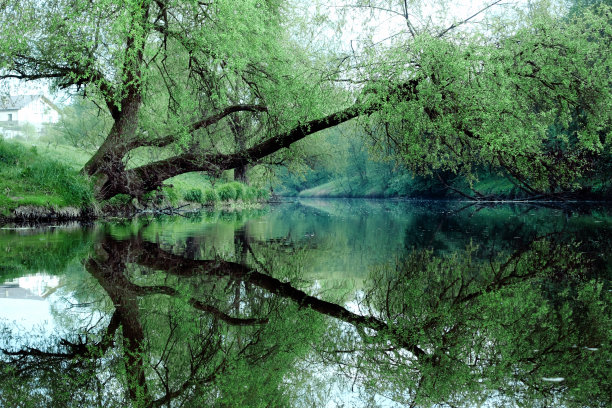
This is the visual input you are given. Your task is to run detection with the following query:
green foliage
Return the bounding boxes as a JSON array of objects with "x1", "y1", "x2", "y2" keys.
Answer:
[
  {"x1": 102, "y1": 194, "x2": 133, "y2": 213},
  {"x1": 0, "y1": 228, "x2": 93, "y2": 277},
  {"x1": 216, "y1": 184, "x2": 236, "y2": 202},
  {"x1": 162, "y1": 186, "x2": 179, "y2": 205},
  {"x1": 255, "y1": 187, "x2": 269, "y2": 201},
  {"x1": 2, "y1": 1, "x2": 611, "y2": 202},
  {"x1": 243, "y1": 186, "x2": 257, "y2": 202},
  {"x1": 140, "y1": 185, "x2": 179, "y2": 207},
  {"x1": 0, "y1": 139, "x2": 26, "y2": 164},
  {"x1": 183, "y1": 188, "x2": 203, "y2": 203},
  {"x1": 48, "y1": 99, "x2": 112, "y2": 150},
  {"x1": 203, "y1": 188, "x2": 219, "y2": 205},
  {"x1": 0, "y1": 140, "x2": 94, "y2": 214},
  {"x1": 228, "y1": 181, "x2": 245, "y2": 200},
  {"x1": 317, "y1": 238, "x2": 611, "y2": 407},
  {"x1": 369, "y1": 5, "x2": 611, "y2": 194}
]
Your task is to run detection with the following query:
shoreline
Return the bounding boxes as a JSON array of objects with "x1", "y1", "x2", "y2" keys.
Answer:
[
  {"x1": 2, "y1": 197, "x2": 611, "y2": 226},
  {"x1": 0, "y1": 200, "x2": 272, "y2": 226}
]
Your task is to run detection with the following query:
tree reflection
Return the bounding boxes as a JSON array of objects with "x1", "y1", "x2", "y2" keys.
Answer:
[
  {"x1": 318, "y1": 236, "x2": 610, "y2": 407},
  {"x1": 1, "y1": 228, "x2": 609, "y2": 407}
]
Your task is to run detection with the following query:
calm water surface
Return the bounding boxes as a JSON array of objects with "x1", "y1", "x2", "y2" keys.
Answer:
[{"x1": 1, "y1": 199, "x2": 610, "y2": 407}]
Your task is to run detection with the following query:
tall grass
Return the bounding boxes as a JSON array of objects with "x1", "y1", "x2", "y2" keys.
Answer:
[
  {"x1": 0, "y1": 140, "x2": 94, "y2": 213},
  {"x1": 217, "y1": 184, "x2": 236, "y2": 201},
  {"x1": 183, "y1": 188, "x2": 203, "y2": 203},
  {"x1": 203, "y1": 188, "x2": 219, "y2": 205}
]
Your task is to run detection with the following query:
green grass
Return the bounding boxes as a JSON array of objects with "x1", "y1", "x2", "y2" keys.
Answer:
[
  {"x1": 17, "y1": 139, "x2": 92, "y2": 169},
  {"x1": 203, "y1": 188, "x2": 219, "y2": 205},
  {"x1": 217, "y1": 183, "x2": 237, "y2": 201},
  {"x1": 3, "y1": 139, "x2": 270, "y2": 214},
  {"x1": 0, "y1": 140, "x2": 95, "y2": 216},
  {"x1": 298, "y1": 177, "x2": 387, "y2": 198},
  {"x1": 228, "y1": 181, "x2": 245, "y2": 200},
  {"x1": 183, "y1": 188, "x2": 203, "y2": 203},
  {"x1": 470, "y1": 176, "x2": 523, "y2": 198}
]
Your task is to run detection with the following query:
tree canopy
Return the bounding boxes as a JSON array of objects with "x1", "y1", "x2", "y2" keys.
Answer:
[{"x1": 0, "y1": 0, "x2": 610, "y2": 200}]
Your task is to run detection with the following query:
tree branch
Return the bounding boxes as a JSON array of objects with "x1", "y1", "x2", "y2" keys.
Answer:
[
  {"x1": 134, "y1": 104, "x2": 268, "y2": 149},
  {"x1": 437, "y1": 0, "x2": 504, "y2": 38}
]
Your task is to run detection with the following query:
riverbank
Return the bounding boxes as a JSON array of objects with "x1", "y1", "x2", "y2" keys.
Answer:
[
  {"x1": 0, "y1": 139, "x2": 269, "y2": 224},
  {"x1": 2, "y1": 138, "x2": 609, "y2": 224},
  {"x1": 288, "y1": 174, "x2": 612, "y2": 201}
]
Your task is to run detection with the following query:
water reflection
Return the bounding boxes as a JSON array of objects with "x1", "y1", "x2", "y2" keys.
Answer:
[{"x1": 0, "y1": 201, "x2": 610, "y2": 407}]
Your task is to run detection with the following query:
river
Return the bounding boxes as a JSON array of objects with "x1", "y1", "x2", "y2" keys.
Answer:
[{"x1": 1, "y1": 199, "x2": 610, "y2": 407}]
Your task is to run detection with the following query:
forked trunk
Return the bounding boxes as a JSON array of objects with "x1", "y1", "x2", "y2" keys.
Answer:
[{"x1": 81, "y1": 95, "x2": 144, "y2": 200}]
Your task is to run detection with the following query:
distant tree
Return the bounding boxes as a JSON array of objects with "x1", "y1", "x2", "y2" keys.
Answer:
[{"x1": 50, "y1": 99, "x2": 112, "y2": 151}]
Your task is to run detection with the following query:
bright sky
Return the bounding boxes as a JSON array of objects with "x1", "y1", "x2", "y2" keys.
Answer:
[{"x1": 302, "y1": 0, "x2": 526, "y2": 52}]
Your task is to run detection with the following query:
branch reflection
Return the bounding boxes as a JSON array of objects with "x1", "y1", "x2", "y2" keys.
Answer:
[{"x1": 1, "y1": 226, "x2": 609, "y2": 407}]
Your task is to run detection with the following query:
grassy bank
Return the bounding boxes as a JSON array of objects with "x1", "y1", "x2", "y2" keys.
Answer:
[
  {"x1": 0, "y1": 140, "x2": 271, "y2": 221},
  {"x1": 293, "y1": 175, "x2": 456, "y2": 199},
  {"x1": 0, "y1": 140, "x2": 95, "y2": 219}
]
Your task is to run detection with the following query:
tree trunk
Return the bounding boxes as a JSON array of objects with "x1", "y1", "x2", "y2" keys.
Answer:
[
  {"x1": 88, "y1": 80, "x2": 419, "y2": 201},
  {"x1": 230, "y1": 113, "x2": 249, "y2": 184},
  {"x1": 234, "y1": 165, "x2": 249, "y2": 184},
  {"x1": 87, "y1": 242, "x2": 150, "y2": 404},
  {"x1": 81, "y1": 95, "x2": 144, "y2": 200}
]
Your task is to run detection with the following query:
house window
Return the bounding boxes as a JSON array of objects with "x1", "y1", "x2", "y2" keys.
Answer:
[{"x1": 7, "y1": 114, "x2": 12, "y2": 121}]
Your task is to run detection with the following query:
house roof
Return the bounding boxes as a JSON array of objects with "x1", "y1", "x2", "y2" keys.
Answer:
[{"x1": 0, "y1": 95, "x2": 60, "y2": 112}]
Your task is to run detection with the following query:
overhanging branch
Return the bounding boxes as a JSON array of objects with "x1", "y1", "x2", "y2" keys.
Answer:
[{"x1": 135, "y1": 104, "x2": 268, "y2": 149}]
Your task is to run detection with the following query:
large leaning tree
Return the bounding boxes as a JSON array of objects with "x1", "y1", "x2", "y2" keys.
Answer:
[{"x1": 0, "y1": 0, "x2": 610, "y2": 200}]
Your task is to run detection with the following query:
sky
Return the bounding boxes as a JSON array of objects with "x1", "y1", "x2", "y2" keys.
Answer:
[{"x1": 301, "y1": 0, "x2": 527, "y2": 52}]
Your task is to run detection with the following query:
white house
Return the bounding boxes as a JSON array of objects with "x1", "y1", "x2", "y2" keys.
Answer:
[{"x1": 0, "y1": 95, "x2": 61, "y2": 138}]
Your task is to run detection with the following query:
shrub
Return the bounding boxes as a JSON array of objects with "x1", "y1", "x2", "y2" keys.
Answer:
[
  {"x1": 244, "y1": 186, "x2": 257, "y2": 202},
  {"x1": 203, "y1": 188, "x2": 219, "y2": 205},
  {"x1": 105, "y1": 194, "x2": 132, "y2": 207},
  {"x1": 256, "y1": 188, "x2": 270, "y2": 201},
  {"x1": 0, "y1": 140, "x2": 25, "y2": 165},
  {"x1": 162, "y1": 186, "x2": 179, "y2": 205},
  {"x1": 217, "y1": 184, "x2": 236, "y2": 201},
  {"x1": 183, "y1": 188, "x2": 203, "y2": 203},
  {"x1": 228, "y1": 181, "x2": 245, "y2": 200}
]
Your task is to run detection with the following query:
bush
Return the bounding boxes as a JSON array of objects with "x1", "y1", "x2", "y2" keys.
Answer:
[
  {"x1": 228, "y1": 181, "x2": 245, "y2": 200},
  {"x1": 0, "y1": 140, "x2": 25, "y2": 165},
  {"x1": 183, "y1": 188, "x2": 203, "y2": 203},
  {"x1": 244, "y1": 186, "x2": 257, "y2": 202},
  {"x1": 256, "y1": 188, "x2": 270, "y2": 201},
  {"x1": 217, "y1": 184, "x2": 236, "y2": 201},
  {"x1": 162, "y1": 186, "x2": 179, "y2": 205},
  {"x1": 203, "y1": 188, "x2": 219, "y2": 205},
  {"x1": 105, "y1": 194, "x2": 132, "y2": 207}
]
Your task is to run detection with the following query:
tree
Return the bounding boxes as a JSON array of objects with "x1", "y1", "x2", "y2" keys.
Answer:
[{"x1": 0, "y1": 1, "x2": 610, "y2": 201}]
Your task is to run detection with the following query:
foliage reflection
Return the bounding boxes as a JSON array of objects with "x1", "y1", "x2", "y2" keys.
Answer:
[{"x1": 0, "y1": 218, "x2": 610, "y2": 407}]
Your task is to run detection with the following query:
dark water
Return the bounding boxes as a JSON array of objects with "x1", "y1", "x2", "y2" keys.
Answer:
[{"x1": 0, "y1": 199, "x2": 610, "y2": 407}]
